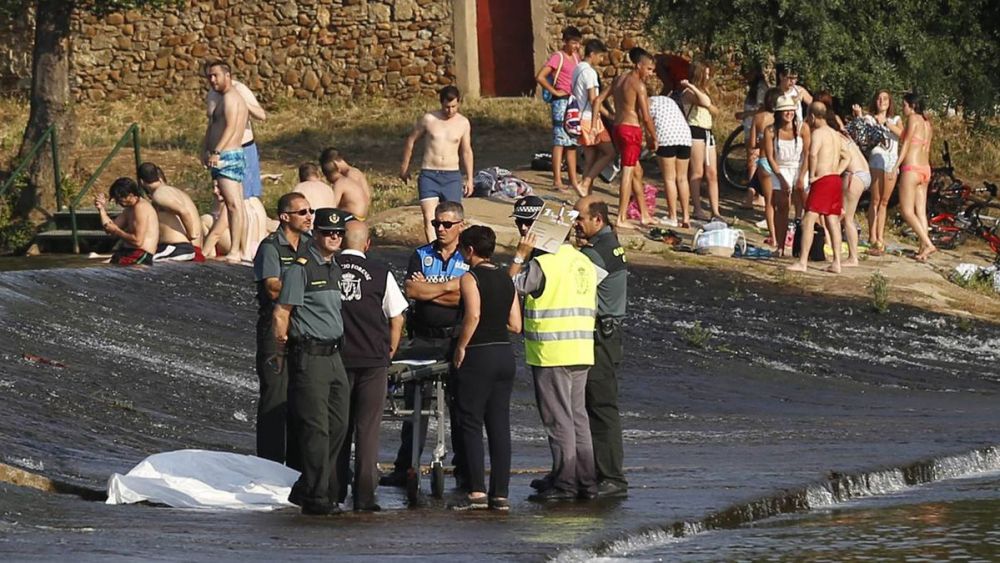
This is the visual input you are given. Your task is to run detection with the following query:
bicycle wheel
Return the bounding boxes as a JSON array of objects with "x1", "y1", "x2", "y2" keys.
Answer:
[{"x1": 720, "y1": 125, "x2": 750, "y2": 190}]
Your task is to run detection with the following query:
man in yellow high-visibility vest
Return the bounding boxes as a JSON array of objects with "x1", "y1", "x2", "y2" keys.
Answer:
[{"x1": 509, "y1": 196, "x2": 606, "y2": 501}]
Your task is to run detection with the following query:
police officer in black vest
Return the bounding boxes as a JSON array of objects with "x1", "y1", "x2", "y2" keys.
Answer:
[
  {"x1": 252, "y1": 192, "x2": 312, "y2": 466},
  {"x1": 273, "y1": 207, "x2": 351, "y2": 515},
  {"x1": 334, "y1": 220, "x2": 408, "y2": 511},
  {"x1": 573, "y1": 196, "x2": 629, "y2": 498}
]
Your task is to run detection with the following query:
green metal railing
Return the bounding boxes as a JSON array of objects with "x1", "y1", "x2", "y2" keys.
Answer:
[
  {"x1": 69, "y1": 123, "x2": 142, "y2": 253},
  {"x1": 0, "y1": 125, "x2": 63, "y2": 210}
]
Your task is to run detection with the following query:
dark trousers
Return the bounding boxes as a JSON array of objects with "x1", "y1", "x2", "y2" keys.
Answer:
[
  {"x1": 336, "y1": 366, "x2": 388, "y2": 508},
  {"x1": 452, "y1": 344, "x2": 516, "y2": 498},
  {"x1": 391, "y1": 337, "x2": 466, "y2": 484},
  {"x1": 255, "y1": 322, "x2": 299, "y2": 468},
  {"x1": 287, "y1": 346, "x2": 350, "y2": 506},
  {"x1": 586, "y1": 321, "x2": 627, "y2": 486}
]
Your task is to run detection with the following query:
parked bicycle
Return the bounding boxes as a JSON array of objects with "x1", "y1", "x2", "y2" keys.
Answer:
[{"x1": 719, "y1": 125, "x2": 750, "y2": 190}]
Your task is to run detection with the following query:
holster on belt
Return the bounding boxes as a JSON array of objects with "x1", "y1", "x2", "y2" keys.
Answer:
[
  {"x1": 597, "y1": 317, "x2": 620, "y2": 338},
  {"x1": 290, "y1": 337, "x2": 341, "y2": 356}
]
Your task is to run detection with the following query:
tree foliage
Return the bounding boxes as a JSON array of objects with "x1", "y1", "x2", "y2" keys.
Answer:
[{"x1": 602, "y1": 0, "x2": 1000, "y2": 123}]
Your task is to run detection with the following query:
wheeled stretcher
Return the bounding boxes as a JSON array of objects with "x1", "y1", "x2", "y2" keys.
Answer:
[{"x1": 385, "y1": 360, "x2": 451, "y2": 504}]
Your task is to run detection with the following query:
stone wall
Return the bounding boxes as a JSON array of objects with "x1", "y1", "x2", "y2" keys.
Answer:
[
  {"x1": 3, "y1": 0, "x2": 456, "y2": 102},
  {"x1": 542, "y1": 1, "x2": 648, "y2": 82}
]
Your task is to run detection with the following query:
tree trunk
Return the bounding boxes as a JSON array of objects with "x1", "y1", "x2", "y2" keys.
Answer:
[{"x1": 14, "y1": 0, "x2": 76, "y2": 221}]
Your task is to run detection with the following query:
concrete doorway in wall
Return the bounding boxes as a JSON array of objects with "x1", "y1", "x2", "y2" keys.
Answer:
[{"x1": 476, "y1": 0, "x2": 535, "y2": 97}]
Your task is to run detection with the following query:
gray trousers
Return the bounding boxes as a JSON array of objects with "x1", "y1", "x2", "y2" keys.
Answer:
[
  {"x1": 336, "y1": 366, "x2": 388, "y2": 508},
  {"x1": 531, "y1": 365, "x2": 597, "y2": 495}
]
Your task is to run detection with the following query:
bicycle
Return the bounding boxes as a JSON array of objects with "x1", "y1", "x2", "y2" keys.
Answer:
[
  {"x1": 928, "y1": 181, "x2": 999, "y2": 251},
  {"x1": 719, "y1": 125, "x2": 751, "y2": 190}
]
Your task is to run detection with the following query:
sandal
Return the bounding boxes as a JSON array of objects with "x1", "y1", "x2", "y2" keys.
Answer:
[
  {"x1": 489, "y1": 497, "x2": 510, "y2": 511},
  {"x1": 450, "y1": 495, "x2": 488, "y2": 511}
]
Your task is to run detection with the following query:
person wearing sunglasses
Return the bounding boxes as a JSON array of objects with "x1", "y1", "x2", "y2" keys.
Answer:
[
  {"x1": 380, "y1": 201, "x2": 471, "y2": 491},
  {"x1": 251, "y1": 192, "x2": 314, "y2": 468},
  {"x1": 273, "y1": 207, "x2": 354, "y2": 515}
]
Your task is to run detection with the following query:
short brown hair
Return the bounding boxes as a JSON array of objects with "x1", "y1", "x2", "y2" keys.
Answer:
[{"x1": 298, "y1": 162, "x2": 320, "y2": 182}]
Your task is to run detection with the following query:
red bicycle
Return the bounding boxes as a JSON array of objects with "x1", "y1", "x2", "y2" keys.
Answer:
[{"x1": 929, "y1": 181, "x2": 1000, "y2": 255}]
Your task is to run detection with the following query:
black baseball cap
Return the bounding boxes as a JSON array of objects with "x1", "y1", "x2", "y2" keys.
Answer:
[
  {"x1": 314, "y1": 207, "x2": 353, "y2": 231},
  {"x1": 511, "y1": 195, "x2": 544, "y2": 220}
]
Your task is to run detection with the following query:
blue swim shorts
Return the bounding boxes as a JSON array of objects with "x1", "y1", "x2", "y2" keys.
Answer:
[
  {"x1": 418, "y1": 169, "x2": 463, "y2": 202},
  {"x1": 211, "y1": 148, "x2": 246, "y2": 184},
  {"x1": 551, "y1": 98, "x2": 577, "y2": 148},
  {"x1": 241, "y1": 141, "x2": 262, "y2": 198}
]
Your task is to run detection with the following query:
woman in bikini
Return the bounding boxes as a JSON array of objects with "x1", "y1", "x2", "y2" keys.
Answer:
[
  {"x1": 681, "y1": 61, "x2": 722, "y2": 221},
  {"x1": 894, "y1": 92, "x2": 936, "y2": 261},
  {"x1": 854, "y1": 90, "x2": 903, "y2": 256},
  {"x1": 764, "y1": 95, "x2": 811, "y2": 257},
  {"x1": 749, "y1": 88, "x2": 783, "y2": 247}
]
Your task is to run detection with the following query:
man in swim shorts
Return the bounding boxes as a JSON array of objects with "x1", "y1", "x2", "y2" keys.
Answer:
[
  {"x1": 788, "y1": 102, "x2": 850, "y2": 274},
  {"x1": 96, "y1": 177, "x2": 159, "y2": 266},
  {"x1": 611, "y1": 48, "x2": 658, "y2": 229},
  {"x1": 400, "y1": 86, "x2": 474, "y2": 243},
  {"x1": 203, "y1": 59, "x2": 250, "y2": 263},
  {"x1": 138, "y1": 162, "x2": 205, "y2": 262}
]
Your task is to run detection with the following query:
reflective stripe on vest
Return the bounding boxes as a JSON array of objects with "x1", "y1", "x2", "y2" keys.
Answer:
[{"x1": 523, "y1": 244, "x2": 597, "y2": 367}]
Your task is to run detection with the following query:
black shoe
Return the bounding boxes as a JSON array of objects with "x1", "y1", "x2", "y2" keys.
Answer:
[
  {"x1": 596, "y1": 480, "x2": 629, "y2": 498},
  {"x1": 301, "y1": 501, "x2": 342, "y2": 516},
  {"x1": 528, "y1": 487, "x2": 577, "y2": 502},
  {"x1": 488, "y1": 497, "x2": 510, "y2": 511},
  {"x1": 530, "y1": 476, "x2": 552, "y2": 491},
  {"x1": 577, "y1": 489, "x2": 598, "y2": 500},
  {"x1": 353, "y1": 503, "x2": 381, "y2": 512},
  {"x1": 288, "y1": 488, "x2": 305, "y2": 507},
  {"x1": 379, "y1": 471, "x2": 407, "y2": 488},
  {"x1": 449, "y1": 495, "x2": 489, "y2": 511}
]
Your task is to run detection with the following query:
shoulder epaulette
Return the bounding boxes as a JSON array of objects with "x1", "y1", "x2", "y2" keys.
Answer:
[{"x1": 295, "y1": 257, "x2": 308, "y2": 265}]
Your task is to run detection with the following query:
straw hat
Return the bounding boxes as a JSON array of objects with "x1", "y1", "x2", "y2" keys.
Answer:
[{"x1": 774, "y1": 95, "x2": 798, "y2": 112}]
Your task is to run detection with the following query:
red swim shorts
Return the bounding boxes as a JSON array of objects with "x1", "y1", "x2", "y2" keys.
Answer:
[
  {"x1": 613, "y1": 123, "x2": 643, "y2": 167},
  {"x1": 806, "y1": 174, "x2": 844, "y2": 216}
]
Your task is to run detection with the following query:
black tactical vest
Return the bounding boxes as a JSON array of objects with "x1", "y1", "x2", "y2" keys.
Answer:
[{"x1": 336, "y1": 252, "x2": 392, "y2": 369}]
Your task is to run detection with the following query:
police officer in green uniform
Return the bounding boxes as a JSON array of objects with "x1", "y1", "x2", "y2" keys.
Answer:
[
  {"x1": 574, "y1": 195, "x2": 629, "y2": 498},
  {"x1": 273, "y1": 207, "x2": 352, "y2": 515},
  {"x1": 252, "y1": 192, "x2": 312, "y2": 466}
]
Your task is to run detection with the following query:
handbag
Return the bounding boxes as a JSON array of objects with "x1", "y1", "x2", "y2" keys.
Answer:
[
  {"x1": 693, "y1": 225, "x2": 746, "y2": 257},
  {"x1": 542, "y1": 52, "x2": 565, "y2": 103}
]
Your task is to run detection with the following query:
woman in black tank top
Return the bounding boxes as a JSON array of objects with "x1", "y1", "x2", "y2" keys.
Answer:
[{"x1": 450, "y1": 226, "x2": 521, "y2": 511}]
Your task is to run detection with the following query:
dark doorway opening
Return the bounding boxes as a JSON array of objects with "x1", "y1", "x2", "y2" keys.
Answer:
[{"x1": 476, "y1": 0, "x2": 535, "y2": 97}]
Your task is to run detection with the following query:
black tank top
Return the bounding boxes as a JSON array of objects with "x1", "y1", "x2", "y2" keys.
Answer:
[{"x1": 466, "y1": 263, "x2": 514, "y2": 346}]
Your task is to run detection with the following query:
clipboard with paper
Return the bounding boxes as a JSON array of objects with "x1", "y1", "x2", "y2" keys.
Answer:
[{"x1": 527, "y1": 201, "x2": 579, "y2": 254}]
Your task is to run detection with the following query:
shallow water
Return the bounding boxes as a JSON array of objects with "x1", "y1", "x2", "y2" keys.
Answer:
[
  {"x1": 0, "y1": 253, "x2": 998, "y2": 560},
  {"x1": 627, "y1": 473, "x2": 1000, "y2": 562}
]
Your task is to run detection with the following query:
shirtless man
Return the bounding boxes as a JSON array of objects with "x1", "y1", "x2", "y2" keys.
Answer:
[
  {"x1": 137, "y1": 162, "x2": 204, "y2": 262},
  {"x1": 788, "y1": 102, "x2": 850, "y2": 274},
  {"x1": 400, "y1": 86, "x2": 474, "y2": 242},
  {"x1": 202, "y1": 60, "x2": 250, "y2": 263},
  {"x1": 206, "y1": 77, "x2": 266, "y2": 200},
  {"x1": 837, "y1": 129, "x2": 871, "y2": 267},
  {"x1": 96, "y1": 177, "x2": 159, "y2": 266},
  {"x1": 611, "y1": 48, "x2": 657, "y2": 229},
  {"x1": 293, "y1": 162, "x2": 336, "y2": 210},
  {"x1": 320, "y1": 147, "x2": 370, "y2": 220}
]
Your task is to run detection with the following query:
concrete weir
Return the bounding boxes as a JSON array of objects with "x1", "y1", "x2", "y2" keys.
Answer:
[{"x1": 1, "y1": 259, "x2": 998, "y2": 560}]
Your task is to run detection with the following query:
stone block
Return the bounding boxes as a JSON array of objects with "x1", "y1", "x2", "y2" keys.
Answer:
[
  {"x1": 117, "y1": 37, "x2": 132, "y2": 49},
  {"x1": 317, "y1": 6, "x2": 331, "y2": 27},
  {"x1": 283, "y1": 68, "x2": 300, "y2": 86},
  {"x1": 302, "y1": 69, "x2": 319, "y2": 91},
  {"x1": 106, "y1": 13, "x2": 124, "y2": 25},
  {"x1": 192, "y1": 43, "x2": 210, "y2": 58},
  {"x1": 369, "y1": 4, "x2": 391, "y2": 23},
  {"x1": 205, "y1": 24, "x2": 219, "y2": 38}
]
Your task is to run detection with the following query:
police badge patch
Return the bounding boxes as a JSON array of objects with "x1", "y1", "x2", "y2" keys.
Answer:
[{"x1": 340, "y1": 272, "x2": 362, "y2": 301}]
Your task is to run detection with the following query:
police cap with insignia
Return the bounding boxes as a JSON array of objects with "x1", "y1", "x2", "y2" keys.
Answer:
[
  {"x1": 511, "y1": 195, "x2": 544, "y2": 220},
  {"x1": 314, "y1": 207, "x2": 354, "y2": 232}
]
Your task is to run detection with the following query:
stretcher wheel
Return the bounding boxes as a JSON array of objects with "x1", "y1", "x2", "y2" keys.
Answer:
[
  {"x1": 430, "y1": 462, "x2": 445, "y2": 499},
  {"x1": 406, "y1": 468, "x2": 420, "y2": 505}
]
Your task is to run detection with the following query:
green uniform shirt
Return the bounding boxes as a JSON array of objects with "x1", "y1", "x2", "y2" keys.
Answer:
[
  {"x1": 580, "y1": 226, "x2": 627, "y2": 318},
  {"x1": 278, "y1": 243, "x2": 344, "y2": 341}
]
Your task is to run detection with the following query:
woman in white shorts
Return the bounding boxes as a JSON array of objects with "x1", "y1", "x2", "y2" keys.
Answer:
[
  {"x1": 764, "y1": 95, "x2": 811, "y2": 256},
  {"x1": 853, "y1": 90, "x2": 903, "y2": 255}
]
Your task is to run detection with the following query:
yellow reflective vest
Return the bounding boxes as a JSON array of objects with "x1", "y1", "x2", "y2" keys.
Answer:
[{"x1": 524, "y1": 244, "x2": 597, "y2": 367}]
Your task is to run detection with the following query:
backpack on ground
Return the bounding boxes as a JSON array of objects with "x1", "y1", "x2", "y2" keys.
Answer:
[{"x1": 791, "y1": 219, "x2": 826, "y2": 261}]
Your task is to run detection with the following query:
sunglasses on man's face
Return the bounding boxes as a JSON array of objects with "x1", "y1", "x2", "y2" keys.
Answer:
[
  {"x1": 317, "y1": 230, "x2": 343, "y2": 238},
  {"x1": 283, "y1": 208, "x2": 314, "y2": 216},
  {"x1": 432, "y1": 220, "x2": 460, "y2": 229}
]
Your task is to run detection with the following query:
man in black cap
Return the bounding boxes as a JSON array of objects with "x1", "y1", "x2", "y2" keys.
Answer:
[
  {"x1": 252, "y1": 192, "x2": 312, "y2": 467},
  {"x1": 273, "y1": 207, "x2": 353, "y2": 515}
]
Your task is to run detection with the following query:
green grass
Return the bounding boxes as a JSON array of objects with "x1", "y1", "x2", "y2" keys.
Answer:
[{"x1": 867, "y1": 271, "x2": 890, "y2": 314}]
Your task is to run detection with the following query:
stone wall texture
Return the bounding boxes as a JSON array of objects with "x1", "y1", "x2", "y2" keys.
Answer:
[
  {"x1": 543, "y1": 1, "x2": 647, "y2": 82},
  {"x1": 0, "y1": 0, "x2": 646, "y2": 102}
]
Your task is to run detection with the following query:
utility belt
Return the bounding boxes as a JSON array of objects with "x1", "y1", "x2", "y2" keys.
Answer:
[
  {"x1": 289, "y1": 337, "x2": 342, "y2": 356},
  {"x1": 410, "y1": 325, "x2": 456, "y2": 340},
  {"x1": 596, "y1": 316, "x2": 622, "y2": 338}
]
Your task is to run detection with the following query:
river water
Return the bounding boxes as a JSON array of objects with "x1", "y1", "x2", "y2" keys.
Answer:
[{"x1": 0, "y1": 252, "x2": 997, "y2": 560}]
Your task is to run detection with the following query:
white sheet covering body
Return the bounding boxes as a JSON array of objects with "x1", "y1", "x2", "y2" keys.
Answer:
[{"x1": 106, "y1": 449, "x2": 299, "y2": 511}]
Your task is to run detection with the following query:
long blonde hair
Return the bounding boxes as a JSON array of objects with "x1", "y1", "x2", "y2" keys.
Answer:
[{"x1": 689, "y1": 61, "x2": 711, "y2": 90}]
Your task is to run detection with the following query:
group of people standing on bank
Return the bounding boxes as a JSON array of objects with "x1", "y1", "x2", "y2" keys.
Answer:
[
  {"x1": 539, "y1": 26, "x2": 940, "y2": 267},
  {"x1": 249, "y1": 187, "x2": 629, "y2": 514}
]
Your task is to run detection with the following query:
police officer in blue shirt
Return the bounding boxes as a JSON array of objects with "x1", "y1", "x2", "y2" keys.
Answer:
[
  {"x1": 380, "y1": 201, "x2": 470, "y2": 489},
  {"x1": 273, "y1": 207, "x2": 352, "y2": 515}
]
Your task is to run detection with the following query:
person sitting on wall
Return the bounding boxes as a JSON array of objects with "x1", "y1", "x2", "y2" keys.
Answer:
[{"x1": 96, "y1": 177, "x2": 159, "y2": 266}]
